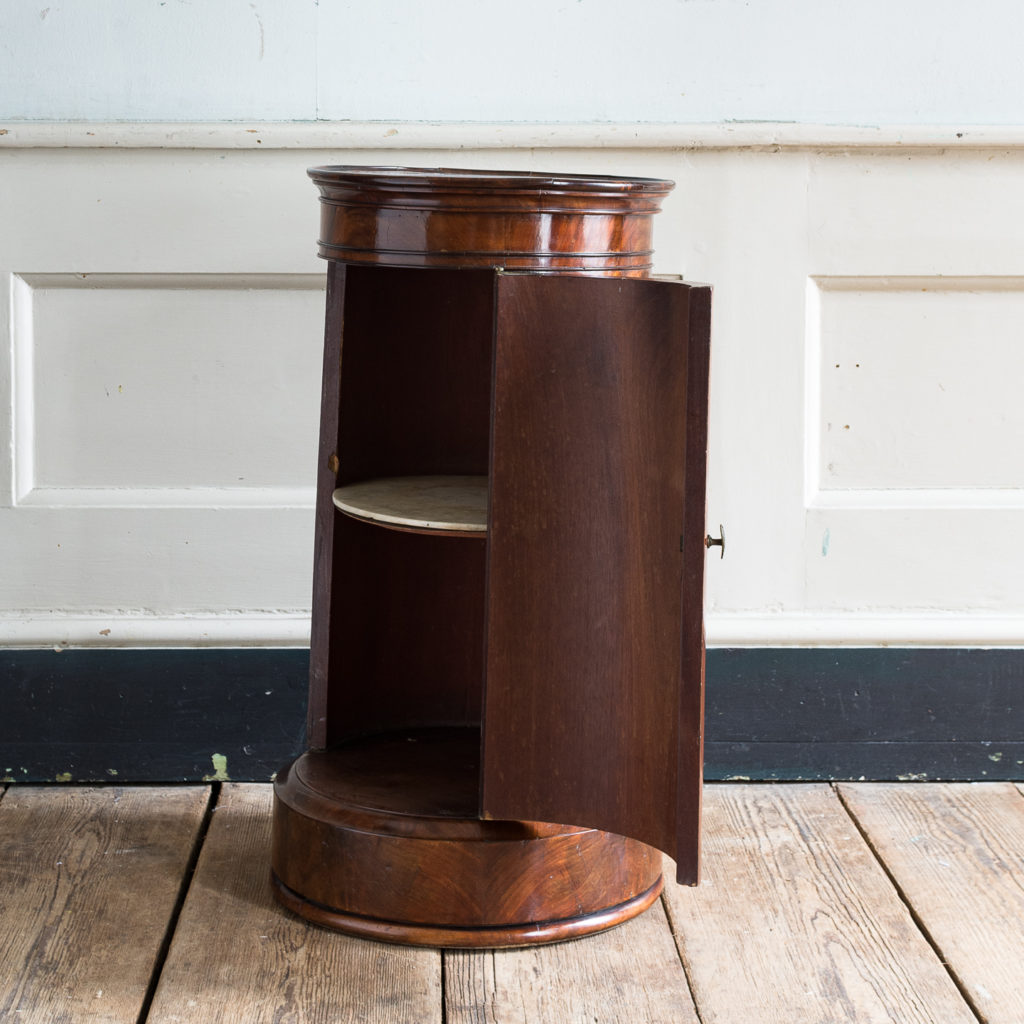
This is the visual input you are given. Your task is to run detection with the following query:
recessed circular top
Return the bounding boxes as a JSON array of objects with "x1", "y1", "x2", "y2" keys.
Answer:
[{"x1": 308, "y1": 164, "x2": 674, "y2": 275}]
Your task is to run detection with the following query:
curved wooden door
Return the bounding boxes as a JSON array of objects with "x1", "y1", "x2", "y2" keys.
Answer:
[{"x1": 482, "y1": 273, "x2": 710, "y2": 883}]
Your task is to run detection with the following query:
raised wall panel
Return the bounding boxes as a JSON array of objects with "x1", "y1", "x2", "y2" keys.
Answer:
[
  {"x1": 810, "y1": 276, "x2": 1024, "y2": 504},
  {"x1": 14, "y1": 273, "x2": 324, "y2": 507},
  {"x1": 4, "y1": 139, "x2": 1024, "y2": 644},
  {"x1": 794, "y1": 151, "x2": 1024, "y2": 631}
]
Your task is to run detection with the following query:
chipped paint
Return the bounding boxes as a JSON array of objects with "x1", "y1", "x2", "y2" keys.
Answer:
[
  {"x1": 897, "y1": 772, "x2": 928, "y2": 781},
  {"x1": 821, "y1": 528, "x2": 831, "y2": 557},
  {"x1": 55, "y1": 771, "x2": 72, "y2": 782},
  {"x1": 203, "y1": 753, "x2": 230, "y2": 782},
  {"x1": 988, "y1": 752, "x2": 1003, "y2": 762}
]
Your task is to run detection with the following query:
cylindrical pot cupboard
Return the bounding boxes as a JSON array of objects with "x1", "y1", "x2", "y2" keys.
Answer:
[{"x1": 271, "y1": 166, "x2": 712, "y2": 948}]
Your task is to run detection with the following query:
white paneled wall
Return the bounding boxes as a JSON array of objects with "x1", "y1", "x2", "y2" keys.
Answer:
[
  {"x1": 2, "y1": 0, "x2": 1023, "y2": 124},
  {"x1": 3, "y1": 134, "x2": 1024, "y2": 646},
  {"x1": 16, "y1": 274, "x2": 323, "y2": 502}
]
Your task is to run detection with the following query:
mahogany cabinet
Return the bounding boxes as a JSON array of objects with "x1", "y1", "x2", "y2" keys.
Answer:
[{"x1": 271, "y1": 167, "x2": 712, "y2": 948}]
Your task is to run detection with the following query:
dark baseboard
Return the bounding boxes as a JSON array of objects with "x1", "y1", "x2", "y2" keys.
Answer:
[
  {"x1": 0, "y1": 649, "x2": 309, "y2": 784},
  {"x1": 2, "y1": 647, "x2": 1022, "y2": 783},
  {"x1": 705, "y1": 648, "x2": 1024, "y2": 781}
]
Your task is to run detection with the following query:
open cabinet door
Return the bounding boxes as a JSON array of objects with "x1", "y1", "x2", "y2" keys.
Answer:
[{"x1": 482, "y1": 273, "x2": 710, "y2": 884}]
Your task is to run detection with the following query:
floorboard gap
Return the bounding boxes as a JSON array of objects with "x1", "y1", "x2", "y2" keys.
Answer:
[
  {"x1": 659, "y1": 889, "x2": 707, "y2": 1024},
  {"x1": 440, "y1": 947, "x2": 448, "y2": 1024},
  {"x1": 135, "y1": 782, "x2": 222, "y2": 1024},
  {"x1": 831, "y1": 783, "x2": 986, "y2": 1024}
]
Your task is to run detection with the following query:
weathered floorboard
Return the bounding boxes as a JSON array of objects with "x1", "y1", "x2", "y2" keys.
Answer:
[
  {"x1": 0, "y1": 786, "x2": 208, "y2": 1024},
  {"x1": 147, "y1": 783, "x2": 442, "y2": 1024},
  {"x1": 840, "y1": 781, "x2": 1024, "y2": 1024},
  {"x1": 445, "y1": 898, "x2": 698, "y2": 1024},
  {"x1": 662, "y1": 784, "x2": 977, "y2": 1024}
]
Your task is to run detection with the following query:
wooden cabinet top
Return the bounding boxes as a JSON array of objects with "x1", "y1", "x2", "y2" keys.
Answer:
[{"x1": 308, "y1": 164, "x2": 674, "y2": 276}]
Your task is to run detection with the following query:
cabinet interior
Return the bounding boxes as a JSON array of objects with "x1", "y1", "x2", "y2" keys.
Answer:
[{"x1": 323, "y1": 266, "x2": 495, "y2": 752}]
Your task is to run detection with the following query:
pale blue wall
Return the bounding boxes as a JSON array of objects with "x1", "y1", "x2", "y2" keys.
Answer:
[{"x1": 1, "y1": 0, "x2": 1021, "y2": 123}]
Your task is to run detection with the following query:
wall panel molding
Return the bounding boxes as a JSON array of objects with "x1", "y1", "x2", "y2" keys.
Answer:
[
  {"x1": 5, "y1": 611, "x2": 1024, "y2": 650},
  {"x1": 3, "y1": 121, "x2": 1024, "y2": 151},
  {"x1": 708, "y1": 614, "x2": 1024, "y2": 649},
  {"x1": 806, "y1": 274, "x2": 1024, "y2": 508},
  {"x1": 10, "y1": 272, "x2": 323, "y2": 510},
  {"x1": 0, "y1": 613, "x2": 311, "y2": 649}
]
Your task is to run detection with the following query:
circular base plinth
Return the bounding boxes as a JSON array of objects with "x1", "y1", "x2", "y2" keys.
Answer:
[
  {"x1": 271, "y1": 872, "x2": 662, "y2": 949},
  {"x1": 271, "y1": 728, "x2": 663, "y2": 948}
]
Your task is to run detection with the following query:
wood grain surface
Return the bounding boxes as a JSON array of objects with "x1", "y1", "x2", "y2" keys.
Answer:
[
  {"x1": 445, "y1": 900, "x2": 699, "y2": 1024},
  {"x1": 676, "y1": 282, "x2": 712, "y2": 884},
  {"x1": 483, "y1": 273, "x2": 698, "y2": 872},
  {"x1": 149, "y1": 783, "x2": 442, "y2": 1023},
  {"x1": 662, "y1": 784, "x2": 978, "y2": 1024},
  {"x1": 839, "y1": 781, "x2": 1024, "y2": 1024},
  {"x1": 308, "y1": 165, "x2": 673, "y2": 276},
  {"x1": 316, "y1": 264, "x2": 494, "y2": 748},
  {"x1": 3, "y1": 783, "x2": 1009, "y2": 1022},
  {"x1": 307, "y1": 257, "x2": 347, "y2": 750},
  {"x1": 326, "y1": 519, "x2": 487, "y2": 739},
  {"x1": 0, "y1": 786, "x2": 208, "y2": 1024},
  {"x1": 271, "y1": 732, "x2": 662, "y2": 945}
]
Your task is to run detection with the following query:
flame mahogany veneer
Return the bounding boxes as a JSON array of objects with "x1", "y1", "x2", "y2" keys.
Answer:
[
  {"x1": 308, "y1": 165, "x2": 673, "y2": 275},
  {"x1": 271, "y1": 166, "x2": 710, "y2": 947},
  {"x1": 271, "y1": 728, "x2": 662, "y2": 946}
]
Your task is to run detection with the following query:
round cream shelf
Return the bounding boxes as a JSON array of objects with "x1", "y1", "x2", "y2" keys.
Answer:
[{"x1": 332, "y1": 475, "x2": 488, "y2": 533}]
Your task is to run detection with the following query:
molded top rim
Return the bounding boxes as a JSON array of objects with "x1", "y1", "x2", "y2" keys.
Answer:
[{"x1": 307, "y1": 165, "x2": 675, "y2": 195}]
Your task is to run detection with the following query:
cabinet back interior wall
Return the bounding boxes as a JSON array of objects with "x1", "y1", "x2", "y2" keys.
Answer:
[{"x1": 322, "y1": 265, "x2": 495, "y2": 749}]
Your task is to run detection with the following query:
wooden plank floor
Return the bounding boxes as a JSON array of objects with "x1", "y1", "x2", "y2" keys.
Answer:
[{"x1": 3, "y1": 781, "x2": 1022, "y2": 1023}]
